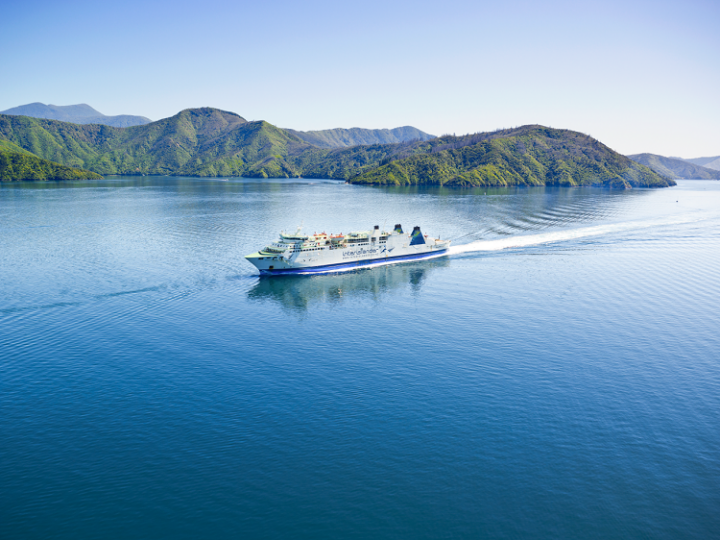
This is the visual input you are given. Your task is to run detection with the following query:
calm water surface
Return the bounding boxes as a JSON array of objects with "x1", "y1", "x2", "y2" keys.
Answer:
[{"x1": 1, "y1": 177, "x2": 719, "y2": 539}]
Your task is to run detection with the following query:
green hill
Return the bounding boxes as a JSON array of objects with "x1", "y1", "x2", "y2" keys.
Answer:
[
  {"x1": 1, "y1": 102, "x2": 151, "y2": 128},
  {"x1": 0, "y1": 150, "x2": 102, "y2": 181},
  {"x1": 287, "y1": 126, "x2": 434, "y2": 148},
  {"x1": 0, "y1": 109, "x2": 673, "y2": 188},
  {"x1": 0, "y1": 108, "x2": 324, "y2": 178},
  {"x1": 628, "y1": 153, "x2": 720, "y2": 180},
  {"x1": 347, "y1": 126, "x2": 673, "y2": 188}
]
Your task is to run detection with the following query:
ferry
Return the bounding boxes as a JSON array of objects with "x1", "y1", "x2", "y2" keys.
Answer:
[{"x1": 245, "y1": 224, "x2": 451, "y2": 275}]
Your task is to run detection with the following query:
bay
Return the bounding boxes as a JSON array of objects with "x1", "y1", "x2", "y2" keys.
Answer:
[{"x1": 1, "y1": 177, "x2": 719, "y2": 539}]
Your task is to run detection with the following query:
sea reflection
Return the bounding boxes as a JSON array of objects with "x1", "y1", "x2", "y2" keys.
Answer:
[{"x1": 247, "y1": 258, "x2": 450, "y2": 312}]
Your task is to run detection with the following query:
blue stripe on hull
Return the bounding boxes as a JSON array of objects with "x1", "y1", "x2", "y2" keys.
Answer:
[{"x1": 259, "y1": 250, "x2": 449, "y2": 276}]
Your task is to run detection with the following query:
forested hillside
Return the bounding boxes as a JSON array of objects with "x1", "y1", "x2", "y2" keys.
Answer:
[
  {"x1": 0, "y1": 150, "x2": 102, "y2": 181},
  {"x1": 348, "y1": 127, "x2": 674, "y2": 188},
  {"x1": 0, "y1": 109, "x2": 673, "y2": 188}
]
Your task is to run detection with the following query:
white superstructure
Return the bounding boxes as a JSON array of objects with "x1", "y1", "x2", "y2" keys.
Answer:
[{"x1": 245, "y1": 224, "x2": 450, "y2": 275}]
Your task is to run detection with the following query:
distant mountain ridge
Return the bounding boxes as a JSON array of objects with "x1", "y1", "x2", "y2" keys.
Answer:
[
  {"x1": 0, "y1": 107, "x2": 672, "y2": 188},
  {"x1": 683, "y1": 155, "x2": 720, "y2": 171},
  {"x1": 628, "y1": 153, "x2": 720, "y2": 179},
  {"x1": 683, "y1": 155, "x2": 719, "y2": 167},
  {"x1": 705, "y1": 159, "x2": 720, "y2": 171},
  {"x1": 0, "y1": 102, "x2": 152, "y2": 128},
  {"x1": 286, "y1": 126, "x2": 434, "y2": 148}
]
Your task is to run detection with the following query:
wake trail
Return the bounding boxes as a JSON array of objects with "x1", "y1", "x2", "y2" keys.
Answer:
[{"x1": 448, "y1": 214, "x2": 703, "y2": 255}]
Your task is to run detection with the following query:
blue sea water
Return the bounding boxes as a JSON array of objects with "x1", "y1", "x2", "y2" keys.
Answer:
[{"x1": 1, "y1": 177, "x2": 719, "y2": 539}]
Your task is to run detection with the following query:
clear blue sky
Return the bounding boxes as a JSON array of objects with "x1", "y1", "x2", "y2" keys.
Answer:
[{"x1": 2, "y1": 0, "x2": 718, "y2": 157}]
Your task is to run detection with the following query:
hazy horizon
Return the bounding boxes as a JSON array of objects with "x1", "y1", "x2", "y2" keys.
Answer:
[{"x1": 2, "y1": 0, "x2": 718, "y2": 157}]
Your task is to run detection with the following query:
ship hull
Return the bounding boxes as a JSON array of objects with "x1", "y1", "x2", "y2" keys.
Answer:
[{"x1": 258, "y1": 249, "x2": 449, "y2": 276}]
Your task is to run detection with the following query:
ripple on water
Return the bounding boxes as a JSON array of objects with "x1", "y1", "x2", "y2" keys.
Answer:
[{"x1": 1, "y1": 178, "x2": 720, "y2": 540}]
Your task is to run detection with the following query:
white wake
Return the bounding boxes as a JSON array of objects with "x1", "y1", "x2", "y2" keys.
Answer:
[{"x1": 448, "y1": 214, "x2": 700, "y2": 255}]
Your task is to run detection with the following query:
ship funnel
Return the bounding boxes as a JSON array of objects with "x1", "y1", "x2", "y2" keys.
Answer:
[
  {"x1": 410, "y1": 226, "x2": 426, "y2": 245},
  {"x1": 394, "y1": 224, "x2": 403, "y2": 234}
]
